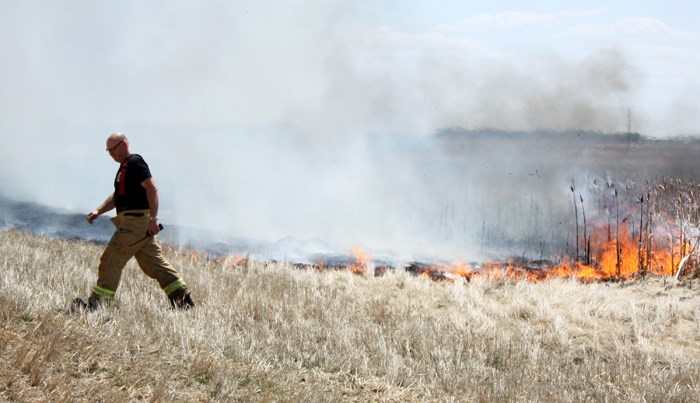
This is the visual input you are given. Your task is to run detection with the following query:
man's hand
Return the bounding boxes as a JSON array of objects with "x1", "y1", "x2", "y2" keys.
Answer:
[
  {"x1": 87, "y1": 211, "x2": 100, "y2": 224},
  {"x1": 148, "y1": 219, "x2": 161, "y2": 235},
  {"x1": 87, "y1": 195, "x2": 115, "y2": 224}
]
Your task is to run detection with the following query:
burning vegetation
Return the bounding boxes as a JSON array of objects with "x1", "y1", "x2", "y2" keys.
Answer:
[
  {"x1": 151, "y1": 175, "x2": 700, "y2": 284},
  {"x1": 409, "y1": 176, "x2": 700, "y2": 282},
  {"x1": 216, "y1": 176, "x2": 700, "y2": 283}
]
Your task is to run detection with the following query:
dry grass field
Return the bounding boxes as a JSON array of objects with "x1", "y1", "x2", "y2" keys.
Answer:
[{"x1": 1, "y1": 229, "x2": 699, "y2": 401}]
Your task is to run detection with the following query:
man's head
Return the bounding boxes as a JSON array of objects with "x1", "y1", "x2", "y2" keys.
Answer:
[{"x1": 106, "y1": 133, "x2": 130, "y2": 162}]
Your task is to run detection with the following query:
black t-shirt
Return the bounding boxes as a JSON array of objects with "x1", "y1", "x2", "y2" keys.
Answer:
[{"x1": 113, "y1": 154, "x2": 152, "y2": 213}]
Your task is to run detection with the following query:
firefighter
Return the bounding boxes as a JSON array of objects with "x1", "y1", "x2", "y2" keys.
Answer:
[{"x1": 73, "y1": 133, "x2": 195, "y2": 311}]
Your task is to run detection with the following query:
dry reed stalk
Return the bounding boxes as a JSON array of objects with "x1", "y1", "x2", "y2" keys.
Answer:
[
  {"x1": 580, "y1": 194, "x2": 590, "y2": 265},
  {"x1": 571, "y1": 182, "x2": 579, "y2": 261}
]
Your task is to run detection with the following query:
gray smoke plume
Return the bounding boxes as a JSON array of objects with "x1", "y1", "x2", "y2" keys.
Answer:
[{"x1": 0, "y1": 1, "x2": 693, "y2": 263}]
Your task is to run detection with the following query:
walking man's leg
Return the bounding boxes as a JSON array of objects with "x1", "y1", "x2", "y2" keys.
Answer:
[
  {"x1": 74, "y1": 215, "x2": 144, "y2": 311},
  {"x1": 135, "y1": 237, "x2": 194, "y2": 309}
]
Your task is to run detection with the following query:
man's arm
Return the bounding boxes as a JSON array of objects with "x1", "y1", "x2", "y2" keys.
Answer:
[
  {"x1": 87, "y1": 194, "x2": 115, "y2": 224},
  {"x1": 141, "y1": 177, "x2": 161, "y2": 235}
]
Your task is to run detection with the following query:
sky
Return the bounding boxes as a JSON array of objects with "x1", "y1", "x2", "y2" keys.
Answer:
[{"x1": 1, "y1": 0, "x2": 699, "y2": 259}]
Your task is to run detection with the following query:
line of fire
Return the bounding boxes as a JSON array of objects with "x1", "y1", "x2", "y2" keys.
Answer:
[{"x1": 169, "y1": 175, "x2": 700, "y2": 283}]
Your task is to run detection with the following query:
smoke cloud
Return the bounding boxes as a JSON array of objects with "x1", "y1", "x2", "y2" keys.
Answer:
[{"x1": 0, "y1": 1, "x2": 694, "y2": 262}]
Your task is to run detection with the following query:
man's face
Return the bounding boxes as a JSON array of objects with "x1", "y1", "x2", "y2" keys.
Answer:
[{"x1": 106, "y1": 138, "x2": 127, "y2": 162}]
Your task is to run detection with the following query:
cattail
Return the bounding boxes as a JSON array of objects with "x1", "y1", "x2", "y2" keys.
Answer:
[{"x1": 571, "y1": 182, "x2": 579, "y2": 262}]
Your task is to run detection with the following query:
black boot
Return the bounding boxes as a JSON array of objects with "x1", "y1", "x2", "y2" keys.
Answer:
[
  {"x1": 169, "y1": 289, "x2": 195, "y2": 310},
  {"x1": 70, "y1": 297, "x2": 99, "y2": 312}
]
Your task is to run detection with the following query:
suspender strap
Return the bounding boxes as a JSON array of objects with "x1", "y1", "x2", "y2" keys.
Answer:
[{"x1": 118, "y1": 160, "x2": 129, "y2": 196}]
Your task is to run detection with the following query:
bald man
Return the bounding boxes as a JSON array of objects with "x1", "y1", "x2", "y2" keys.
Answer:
[{"x1": 73, "y1": 133, "x2": 195, "y2": 311}]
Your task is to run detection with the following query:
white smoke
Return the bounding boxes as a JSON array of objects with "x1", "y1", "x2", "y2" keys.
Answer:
[{"x1": 0, "y1": 1, "x2": 697, "y2": 262}]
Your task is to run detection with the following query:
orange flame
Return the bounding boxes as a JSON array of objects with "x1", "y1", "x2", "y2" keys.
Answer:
[
  {"x1": 347, "y1": 247, "x2": 371, "y2": 275},
  {"x1": 227, "y1": 254, "x2": 249, "y2": 266},
  {"x1": 412, "y1": 222, "x2": 691, "y2": 283}
]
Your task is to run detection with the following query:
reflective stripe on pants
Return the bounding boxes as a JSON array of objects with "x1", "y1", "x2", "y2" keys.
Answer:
[{"x1": 92, "y1": 211, "x2": 188, "y2": 301}]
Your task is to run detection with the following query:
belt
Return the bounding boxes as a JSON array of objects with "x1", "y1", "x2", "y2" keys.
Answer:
[{"x1": 124, "y1": 212, "x2": 145, "y2": 217}]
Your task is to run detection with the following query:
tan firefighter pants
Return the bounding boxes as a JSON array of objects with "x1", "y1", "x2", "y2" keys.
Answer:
[{"x1": 90, "y1": 210, "x2": 188, "y2": 303}]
